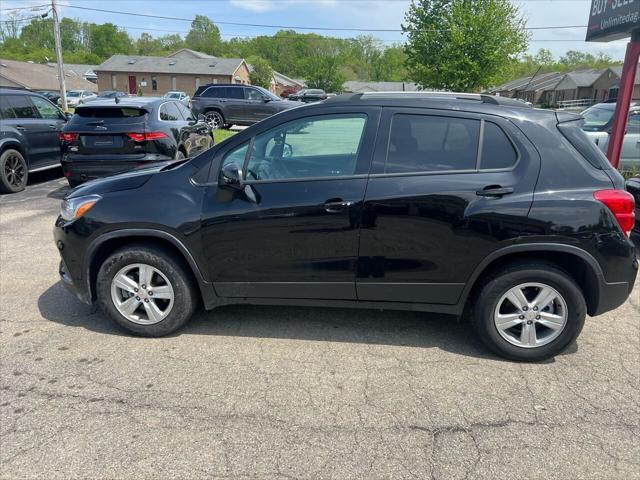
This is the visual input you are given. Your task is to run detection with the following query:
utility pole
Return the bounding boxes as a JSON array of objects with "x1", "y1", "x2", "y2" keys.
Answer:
[{"x1": 52, "y1": 0, "x2": 67, "y2": 111}]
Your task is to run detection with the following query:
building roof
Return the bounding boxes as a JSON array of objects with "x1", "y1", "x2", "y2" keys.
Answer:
[
  {"x1": 0, "y1": 58, "x2": 98, "y2": 92},
  {"x1": 343, "y1": 81, "x2": 419, "y2": 93},
  {"x1": 272, "y1": 71, "x2": 305, "y2": 88},
  {"x1": 167, "y1": 48, "x2": 216, "y2": 59},
  {"x1": 554, "y1": 68, "x2": 605, "y2": 90},
  {"x1": 608, "y1": 66, "x2": 640, "y2": 85},
  {"x1": 95, "y1": 54, "x2": 245, "y2": 76}
]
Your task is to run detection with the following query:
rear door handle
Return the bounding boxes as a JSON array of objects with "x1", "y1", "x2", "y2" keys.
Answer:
[
  {"x1": 15, "y1": 125, "x2": 26, "y2": 131},
  {"x1": 324, "y1": 199, "x2": 354, "y2": 213},
  {"x1": 48, "y1": 124, "x2": 57, "y2": 129},
  {"x1": 476, "y1": 186, "x2": 514, "y2": 197}
]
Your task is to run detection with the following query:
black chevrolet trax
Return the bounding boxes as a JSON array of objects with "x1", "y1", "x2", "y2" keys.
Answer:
[{"x1": 54, "y1": 92, "x2": 637, "y2": 361}]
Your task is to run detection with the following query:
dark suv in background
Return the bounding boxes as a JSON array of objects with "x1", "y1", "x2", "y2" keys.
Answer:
[
  {"x1": 191, "y1": 84, "x2": 300, "y2": 129},
  {"x1": 1, "y1": 88, "x2": 68, "y2": 193},
  {"x1": 59, "y1": 97, "x2": 212, "y2": 186},
  {"x1": 54, "y1": 92, "x2": 637, "y2": 362}
]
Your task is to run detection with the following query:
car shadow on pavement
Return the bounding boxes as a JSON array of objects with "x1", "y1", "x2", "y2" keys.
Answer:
[{"x1": 38, "y1": 281, "x2": 573, "y2": 361}]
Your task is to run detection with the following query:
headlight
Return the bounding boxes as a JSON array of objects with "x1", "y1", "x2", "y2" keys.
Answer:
[{"x1": 60, "y1": 194, "x2": 101, "y2": 221}]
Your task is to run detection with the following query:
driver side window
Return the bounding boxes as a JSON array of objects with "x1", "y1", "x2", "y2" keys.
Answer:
[{"x1": 244, "y1": 114, "x2": 367, "y2": 181}]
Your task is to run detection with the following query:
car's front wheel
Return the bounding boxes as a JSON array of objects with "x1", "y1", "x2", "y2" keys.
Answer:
[
  {"x1": 96, "y1": 244, "x2": 198, "y2": 336},
  {"x1": 0, "y1": 149, "x2": 28, "y2": 193},
  {"x1": 472, "y1": 261, "x2": 586, "y2": 362}
]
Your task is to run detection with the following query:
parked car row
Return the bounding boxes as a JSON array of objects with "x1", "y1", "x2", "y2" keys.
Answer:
[
  {"x1": 52, "y1": 91, "x2": 637, "y2": 362},
  {"x1": 0, "y1": 88, "x2": 212, "y2": 192}
]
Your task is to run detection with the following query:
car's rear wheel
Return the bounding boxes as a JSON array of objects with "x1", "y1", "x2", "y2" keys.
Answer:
[
  {"x1": 0, "y1": 149, "x2": 28, "y2": 193},
  {"x1": 204, "y1": 110, "x2": 225, "y2": 129},
  {"x1": 96, "y1": 244, "x2": 198, "y2": 336},
  {"x1": 472, "y1": 262, "x2": 586, "y2": 362}
]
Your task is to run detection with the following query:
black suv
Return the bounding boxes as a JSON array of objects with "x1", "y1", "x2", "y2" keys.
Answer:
[
  {"x1": 1, "y1": 89, "x2": 69, "y2": 193},
  {"x1": 288, "y1": 88, "x2": 328, "y2": 103},
  {"x1": 53, "y1": 92, "x2": 637, "y2": 361},
  {"x1": 60, "y1": 97, "x2": 213, "y2": 186},
  {"x1": 191, "y1": 84, "x2": 300, "y2": 129}
]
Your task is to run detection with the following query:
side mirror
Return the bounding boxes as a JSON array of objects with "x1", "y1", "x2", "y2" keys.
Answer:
[
  {"x1": 220, "y1": 163, "x2": 243, "y2": 188},
  {"x1": 262, "y1": 96, "x2": 272, "y2": 103},
  {"x1": 65, "y1": 111, "x2": 73, "y2": 120}
]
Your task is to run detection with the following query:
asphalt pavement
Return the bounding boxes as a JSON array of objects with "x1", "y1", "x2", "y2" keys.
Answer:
[{"x1": 1, "y1": 169, "x2": 638, "y2": 479}]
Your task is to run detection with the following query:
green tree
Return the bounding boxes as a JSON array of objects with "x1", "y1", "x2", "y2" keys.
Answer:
[
  {"x1": 301, "y1": 41, "x2": 346, "y2": 92},
  {"x1": 403, "y1": 0, "x2": 529, "y2": 91},
  {"x1": 88, "y1": 23, "x2": 133, "y2": 58},
  {"x1": 247, "y1": 56, "x2": 273, "y2": 89},
  {"x1": 185, "y1": 15, "x2": 222, "y2": 55}
]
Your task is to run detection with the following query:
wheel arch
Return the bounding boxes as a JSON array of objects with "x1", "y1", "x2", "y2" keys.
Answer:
[
  {"x1": 85, "y1": 229, "x2": 218, "y2": 310},
  {"x1": 462, "y1": 244, "x2": 604, "y2": 316},
  {"x1": 0, "y1": 140, "x2": 27, "y2": 165}
]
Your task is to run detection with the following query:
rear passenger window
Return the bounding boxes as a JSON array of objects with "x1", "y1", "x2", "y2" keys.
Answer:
[
  {"x1": 481, "y1": 122, "x2": 517, "y2": 169},
  {"x1": 6, "y1": 96, "x2": 39, "y2": 119},
  {"x1": 160, "y1": 103, "x2": 180, "y2": 121},
  {"x1": 203, "y1": 87, "x2": 224, "y2": 98},
  {"x1": 386, "y1": 114, "x2": 480, "y2": 173},
  {"x1": 0, "y1": 97, "x2": 16, "y2": 119},
  {"x1": 225, "y1": 87, "x2": 244, "y2": 99}
]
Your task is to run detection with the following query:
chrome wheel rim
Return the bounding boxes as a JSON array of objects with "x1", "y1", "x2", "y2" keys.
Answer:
[
  {"x1": 4, "y1": 154, "x2": 26, "y2": 188},
  {"x1": 110, "y1": 263, "x2": 174, "y2": 325},
  {"x1": 494, "y1": 282, "x2": 568, "y2": 348},
  {"x1": 205, "y1": 112, "x2": 223, "y2": 129}
]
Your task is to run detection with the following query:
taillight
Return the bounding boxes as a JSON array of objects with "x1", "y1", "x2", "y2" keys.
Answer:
[
  {"x1": 594, "y1": 189, "x2": 635, "y2": 237},
  {"x1": 126, "y1": 132, "x2": 168, "y2": 142},
  {"x1": 59, "y1": 132, "x2": 78, "y2": 142}
]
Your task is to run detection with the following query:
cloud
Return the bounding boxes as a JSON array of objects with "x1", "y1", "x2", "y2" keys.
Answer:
[{"x1": 229, "y1": 0, "x2": 276, "y2": 12}]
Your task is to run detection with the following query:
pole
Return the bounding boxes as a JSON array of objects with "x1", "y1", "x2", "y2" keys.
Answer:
[
  {"x1": 606, "y1": 29, "x2": 640, "y2": 169},
  {"x1": 52, "y1": 0, "x2": 67, "y2": 111}
]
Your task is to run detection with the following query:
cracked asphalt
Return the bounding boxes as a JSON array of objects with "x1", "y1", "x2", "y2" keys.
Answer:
[{"x1": 1, "y1": 169, "x2": 639, "y2": 479}]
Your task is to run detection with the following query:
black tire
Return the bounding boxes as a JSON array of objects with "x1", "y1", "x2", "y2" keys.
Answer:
[
  {"x1": 204, "y1": 110, "x2": 225, "y2": 130},
  {"x1": 471, "y1": 261, "x2": 586, "y2": 362},
  {"x1": 0, "y1": 149, "x2": 28, "y2": 193},
  {"x1": 96, "y1": 244, "x2": 198, "y2": 337}
]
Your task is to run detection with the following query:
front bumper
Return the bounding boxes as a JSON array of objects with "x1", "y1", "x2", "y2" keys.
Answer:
[{"x1": 55, "y1": 221, "x2": 93, "y2": 305}]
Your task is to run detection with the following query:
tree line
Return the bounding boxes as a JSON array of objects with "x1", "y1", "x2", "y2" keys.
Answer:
[{"x1": 0, "y1": 2, "x2": 621, "y2": 93}]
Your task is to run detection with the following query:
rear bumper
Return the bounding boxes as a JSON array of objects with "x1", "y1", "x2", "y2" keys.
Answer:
[
  {"x1": 591, "y1": 254, "x2": 638, "y2": 316},
  {"x1": 61, "y1": 154, "x2": 173, "y2": 184}
]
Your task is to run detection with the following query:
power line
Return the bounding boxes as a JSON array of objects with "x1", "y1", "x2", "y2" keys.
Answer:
[
  {"x1": 63, "y1": 5, "x2": 589, "y2": 32},
  {"x1": 0, "y1": 4, "x2": 49, "y2": 12},
  {"x1": 0, "y1": 13, "x2": 50, "y2": 24}
]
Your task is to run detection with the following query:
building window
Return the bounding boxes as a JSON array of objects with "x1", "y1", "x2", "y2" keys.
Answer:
[
  {"x1": 111, "y1": 74, "x2": 117, "y2": 89},
  {"x1": 152, "y1": 76, "x2": 157, "y2": 91},
  {"x1": 609, "y1": 87, "x2": 619, "y2": 101},
  {"x1": 212, "y1": 78, "x2": 218, "y2": 84},
  {"x1": 195, "y1": 77, "x2": 200, "y2": 90},
  {"x1": 171, "y1": 76, "x2": 177, "y2": 90}
]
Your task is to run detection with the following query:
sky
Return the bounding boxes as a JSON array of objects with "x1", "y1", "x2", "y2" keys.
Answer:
[{"x1": 3, "y1": 0, "x2": 633, "y2": 61}]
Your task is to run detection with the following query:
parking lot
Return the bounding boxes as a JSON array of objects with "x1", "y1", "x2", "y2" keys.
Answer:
[{"x1": 0, "y1": 170, "x2": 639, "y2": 479}]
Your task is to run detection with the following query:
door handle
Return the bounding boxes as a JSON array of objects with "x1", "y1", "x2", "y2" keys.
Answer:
[
  {"x1": 15, "y1": 125, "x2": 26, "y2": 131},
  {"x1": 476, "y1": 186, "x2": 514, "y2": 197},
  {"x1": 324, "y1": 199, "x2": 354, "y2": 213},
  {"x1": 48, "y1": 124, "x2": 57, "y2": 129}
]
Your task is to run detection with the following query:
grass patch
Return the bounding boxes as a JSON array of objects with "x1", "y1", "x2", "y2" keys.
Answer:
[{"x1": 213, "y1": 129, "x2": 237, "y2": 144}]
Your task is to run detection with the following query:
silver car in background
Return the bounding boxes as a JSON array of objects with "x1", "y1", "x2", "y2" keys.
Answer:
[
  {"x1": 163, "y1": 91, "x2": 191, "y2": 107},
  {"x1": 580, "y1": 101, "x2": 640, "y2": 169}
]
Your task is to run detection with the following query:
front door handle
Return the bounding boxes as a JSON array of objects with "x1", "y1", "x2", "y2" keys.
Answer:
[
  {"x1": 324, "y1": 199, "x2": 354, "y2": 213},
  {"x1": 15, "y1": 125, "x2": 26, "y2": 131},
  {"x1": 48, "y1": 124, "x2": 57, "y2": 129},
  {"x1": 476, "y1": 186, "x2": 514, "y2": 197}
]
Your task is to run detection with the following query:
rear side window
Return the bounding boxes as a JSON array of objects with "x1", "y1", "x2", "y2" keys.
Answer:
[
  {"x1": 202, "y1": 87, "x2": 225, "y2": 98},
  {"x1": 159, "y1": 102, "x2": 181, "y2": 121},
  {"x1": 481, "y1": 122, "x2": 518, "y2": 169},
  {"x1": 0, "y1": 96, "x2": 17, "y2": 119},
  {"x1": 75, "y1": 107, "x2": 146, "y2": 118},
  {"x1": 386, "y1": 114, "x2": 480, "y2": 173},
  {"x1": 6, "y1": 95, "x2": 40, "y2": 119},
  {"x1": 558, "y1": 121, "x2": 611, "y2": 170},
  {"x1": 225, "y1": 87, "x2": 244, "y2": 99},
  {"x1": 31, "y1": 96, "x2": 61, "y2": 120}
]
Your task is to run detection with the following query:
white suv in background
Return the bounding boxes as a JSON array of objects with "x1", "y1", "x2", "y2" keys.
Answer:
[
  {"x1": 581, "y1": 101, "x2": 640, "y2": 169},
  {"x1": 62, "y1": 90, "x2": 97, "y2": 108}
]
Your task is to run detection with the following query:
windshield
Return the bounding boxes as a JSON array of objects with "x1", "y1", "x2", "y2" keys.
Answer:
[
  {"x1": 165, "y1": 92, "x2": 180, "y2": 98},
  {"x1": 67, "y1": 91, "x2": 81, "y2": 97},
  {"x1": 581, "y1": 106, "x2": 614, "y2": 131},
  {"x1": 99, "y1": 91, "x2": 117, "y2": 98}
]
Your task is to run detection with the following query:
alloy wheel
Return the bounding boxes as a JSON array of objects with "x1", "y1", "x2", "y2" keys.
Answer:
[
  {"x1": 205, "y1": 111, "x2": 223, "y2": 129},
  {"x1": 110, "y1": 263, "x2": 174, "y2": 325},
  {"x1": 3, "y1": 154, "x2": 26, "y2": 188},
  {"x1": 493, "y1": 282, "x2": 568, "y2": 348}
]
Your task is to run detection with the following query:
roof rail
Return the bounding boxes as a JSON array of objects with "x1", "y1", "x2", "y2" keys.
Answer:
[{"x1": 327, "y1": 91, "x2": 531, "y2": 107}]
